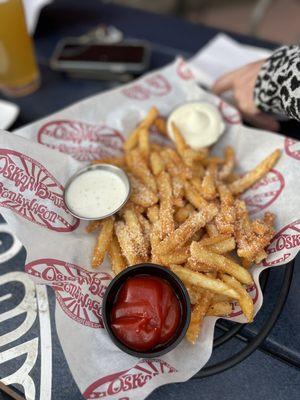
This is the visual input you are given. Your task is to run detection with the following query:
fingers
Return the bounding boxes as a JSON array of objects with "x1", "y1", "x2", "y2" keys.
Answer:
[
  {"x1": 212, "y1": 69, "x2": 241, "y2": 95},
  {"x1": 242, "y1": 112, "x2": 280, "y2": 132}
]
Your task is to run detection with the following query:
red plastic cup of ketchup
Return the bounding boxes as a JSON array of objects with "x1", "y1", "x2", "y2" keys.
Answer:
[{"x1": 102, "y1": 264, "x2": 191, "y2": 358}]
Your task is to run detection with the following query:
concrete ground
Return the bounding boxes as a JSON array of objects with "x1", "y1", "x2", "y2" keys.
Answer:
[{"x1": 113, "y1": 0, "x2": 300, "y2": 44}]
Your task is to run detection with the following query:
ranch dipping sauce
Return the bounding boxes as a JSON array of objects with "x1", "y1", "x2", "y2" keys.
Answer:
[
  {"x1": 167, "y1": 102, "x2": 225, "y2": 149},
  {"x1": 64, "y1": 165, "x2": 130, "y2": 220}
]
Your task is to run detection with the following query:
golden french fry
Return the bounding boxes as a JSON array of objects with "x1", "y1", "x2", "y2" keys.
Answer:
[
  {"x1": 150, "y1": 152, "x2": 164, "y2": 176},
  {"x1": 207, "y1": 301, "x2": 232, "y2": 316},
  {"x1": 129, "y1": 174, "x2": 158, "y2": 208},
  {"x1": 219, "y1": 146, "x2": 235, "y2": 180},
  {"x1": 86, "y1": 220, "x2": 102, "y2": 233},
  {"x1": 171, "y1": 122, "x2": 187, "y2": 156},
  {"x1": 186, "y1": 285, "x2": 205, "y2": 305},
  {"x1": 206, "y1": 222, "x2": 219, "y2": 237},
  {"x1": 92, "y1": 157, "x2": 125, "y2": 168},
  {"x1": 215, "y1": 184, "x2": 236, "y2": 235},
  {"x1": 124, "y1": 207, "x2": 148, "y2": 261},
  {"x1": 158, "y1": 247, "x2": 190, "y2": 265},
  {"x1": 207, "y1": 237, "x2": 236, "y2": 254},
  {"x1": 186, "y1": 291, "x2": 214, "y2": 344},
  {"x1": 156, "y1": 204, "x2": 218, "y2": 254},
  {"x1": 242, "y1": 257, "x2": 252, "y2": 269},
  {"x1": 126, "y1": 148, "x2": 157, "y2": 193},
  {"x1": 157, "y1": 171, "x2": 174, "y2": 238},
  {"x1": 147, "y1": 205, "x2": 159, "y2": 223},
  {"x1": 154, "y1": 117, "x2": 168, "y2": 136},
  {"x1": 201, "y1": 173, "x2": 217, "y2": 200},
  {"x1": 213, "y1": 293, "x2": 233, "y2": 303},
  {"x1": 184, "y1": 181, "x2": 208, "y2": 210},
  {"x1": 189, "y1": 243, "x2": 253, "y2": 285},
  {"x1": 108, "y1": 235, "x2": 127, "y2": 275},
  {"x1": 170, "y1": 265, "x2": 240, "y2": 299},
  {"x1": 199, "y1": 234, "x2": 231, "y2": 247},
  {"x1": 124, "y1": 107, "x2": 158, "y2": 151},
  {"x1": 221, "y1": 274, "x2": 254, "y2": 322},
  {"x1": 229, "y1": 149, "x2": 281, "y2": 194},
  {"x1": 92, "y1": 218, "x2": 114, "y2": 268},
  {"x1": 174, "y1": 204, "x2": 194, "y2": 224},
  {"x1": 139, "y1": 127, "x2": 150, "y2": 160},
  {"x1": 115, "y1": 221, "x2": 141, "y2": 265}
]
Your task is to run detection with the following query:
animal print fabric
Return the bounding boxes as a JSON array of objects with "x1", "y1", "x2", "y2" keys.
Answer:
[{"x1": 254, "y1": 45, "x2": 300, "y2": 121}]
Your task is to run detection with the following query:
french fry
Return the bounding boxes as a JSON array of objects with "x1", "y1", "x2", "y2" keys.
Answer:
[
  {"x1": 206, "y1": 222, "x2": 219, "y2": 237},
  {"x1": 156, "y1": 204, "x2": 218, "y2": 254},
  {"x1": 229, "y1": 149, "x2": 281, "y2": 194},
  {"x1": 124, "y1": 107, "x2": 158, "y2": 151},
  {"x1": 157, "y1": 171, "x2": 174, "y2": 238},
  {"x1": 189, "y1": 243, "x2": 253, "y2": 285},
  {"x1": 158, "y1": 247, "x2": 190, "y2": 265},
  {"x1": 150, "y1": 152, "x2": 164, "y2": 176},
  {"x1": 207, "y1": 301, "x2": 232, "y2": 316},
  {"x1": 174, "y1": 203, "x2": 194, "y2": 223},
  {"x1": 92, "y1": 218, "x2": 114, "y2": 268},
  {"x1": 213, "y1": 293, "x2": 233, "y2": 303},
  {"x1": 154, "y1": 117, "x2": 168, "y2": 136},
  {"x1": 126, "y1": 148, "x2": 157, "y2": 193},
  {"x1": 124, "y1": 207, "x2": 148, "y2": 261},
  {"x1": 219, "y1": 146, "x2": 235, "y2": 180},
  {"x1": 186, "y1": 290, "x2": 214, "y2": 344},
  {"x1": 147, "y1": 205, "x2": 159, "y2": 223},
  {"x1": 170, "y1": 265, "x2": 240, "y2": 299},
  {"x1": 221, "y1": 273, "x2": 254, "y2": 322},
  {"x1": 184, "y1": 181, "x2": 208, "y2": 210},
  {"x1": 207, "y1": 237, "x2": 236, "y2": 254},
  {"x1": 115, "y1": 221, "x2": 141, "y2": 265},
  {"x1": 129, "y1": 175, "x2": 158, "y2": 208},
  {"x1": 198, "y1": 234, "x2": 231, "y2": 247},
  {"x1": 139, "y1": 127, "x2": 150, "y2": 160},
  {"x1": 171, "y1": 122, "x2": 187, "y2": 157},
  {"x1": 215, "y1": 184, "x2": 236, "y2": 235},
  {"x1": 172, "y1": 176, "x2": 185, "y2": 206},
  {"x1": 108, "y1": 235, "x2": 126, "y2": 275},
  {"x1": 86, "y1": 220, "x2": 102, "y2": 233},
  {"x1": 201, "y1": 173, "x2": 217, "y2": 200},
  {"x1": 92, "y1": 156, "x2": 125, "y2": 168},
  {"x1": 186, "y1": 285, "x2": 205, "y2": 304}
]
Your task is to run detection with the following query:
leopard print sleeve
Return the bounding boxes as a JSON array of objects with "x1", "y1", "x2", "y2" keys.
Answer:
[{"x1": 254, "y1": 45, "x2": 300, "y2": 121}]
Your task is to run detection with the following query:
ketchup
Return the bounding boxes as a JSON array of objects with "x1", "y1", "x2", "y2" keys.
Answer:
[{"x1": 111, "y1": 276, "x2": 181, "y2": 352}]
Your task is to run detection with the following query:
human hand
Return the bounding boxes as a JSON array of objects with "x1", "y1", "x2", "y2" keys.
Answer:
[{"x1": 212, "y1": 60, "x2": 279, "y2": 131}]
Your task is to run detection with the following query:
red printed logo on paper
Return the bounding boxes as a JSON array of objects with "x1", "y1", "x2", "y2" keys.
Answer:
[
  {"x1": 230, "y1": 283, "x2": 258, "y2": 318},
  {"x1": 284, "y1": 137, "x2": 300, "y2": 160},
  {"x1": 38, "y1": 120, "x2": 124, "y2": 162},
  {"x1": 26, "y1": 259, "x2": 112, "y2": 328},
  {"x1": 0, "y1": 149, "x2": 78, "y2": 232},
  {"x1": 218, "y1": 100, "x2": 241, "y2": 124},
  {"x1": 83, "y1": 359, "x2": 177, "y2": 399},
  {"x1": 262, "y1": 220, "x2": 300, "y2": 267},
  {"x1": 176, "y1": 58, "x2": 195, "y2": 80},
  {"x1": 122, "y1": 74, "x2": 172, "y2": 100},
  {"x1": 242, "y1": 169, "x2": 285, "y2": 215}
]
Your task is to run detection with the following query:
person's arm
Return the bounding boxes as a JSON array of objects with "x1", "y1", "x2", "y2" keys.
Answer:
[
  {"x1": 254, "y1": 45, "x2": 300, "y2": 121},
  {"x1": 212, "y1": 45, "x2": 300, "y2": 131}
]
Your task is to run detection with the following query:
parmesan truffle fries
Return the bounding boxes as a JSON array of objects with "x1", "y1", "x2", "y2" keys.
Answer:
[{"x1": 87, "y1": 106, "x2": 280, "y2": 344}]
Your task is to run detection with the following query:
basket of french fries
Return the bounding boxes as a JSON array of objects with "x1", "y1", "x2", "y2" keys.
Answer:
[{"x1": 1, "y1": 58, "x2": 299, "y2": 400}]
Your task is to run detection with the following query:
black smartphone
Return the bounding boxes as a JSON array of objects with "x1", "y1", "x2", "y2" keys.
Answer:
[{"x1": 50, "y1": 39, "x2": 150, "y2": 76}]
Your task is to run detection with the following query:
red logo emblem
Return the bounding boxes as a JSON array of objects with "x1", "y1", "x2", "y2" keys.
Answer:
[
  {"x1": 262, "y1": 220, "x2": 300, "y2": 266},
  {"x1": 0, "y1": 149, "x2": 79, "y2": 232},
  {"x1": 26, "y1": 259, "x2": 112, "y2": 328},
  {"x1": 176, "y1": 58, "x2": 195, "y2": 80},
  {"x1": 218, "y1": 100, "x2": 241, "y2": 124},
  {"x1": 242, "y1": 169, "x2": 285, "y2": 215},
  {"x1": 122, "y1": 74, "x2": 172, "y2": 100},
  {"x1": 83, "y1": 359, "x2": 177, "y2": 399},
  {"x1": 38, "y1": 120, "x2": 124, "y2": 162},
  {"x1": 229, "y1": 283, "x2": 258, "y2": 318},
  {"x1": 284, "y1": 137, "x2": 300, "y2": 160}
]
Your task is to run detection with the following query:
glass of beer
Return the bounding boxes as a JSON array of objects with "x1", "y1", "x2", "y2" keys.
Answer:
[{"x1": 0, "y1": 0, "x2": 40, "y2": 97}]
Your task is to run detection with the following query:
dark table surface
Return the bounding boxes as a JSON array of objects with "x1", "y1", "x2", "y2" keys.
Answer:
[{"x1": 0, "y1": 1, "x2": 299, "y2": 400}]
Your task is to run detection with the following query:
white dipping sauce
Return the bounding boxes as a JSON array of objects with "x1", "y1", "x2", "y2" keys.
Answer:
[
  {"x1": 65, "y1": 169, "x2": 128, "y2": 219},
  {"x1": 167, "y1": 102, "x2": 225, "y2": 149}
]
